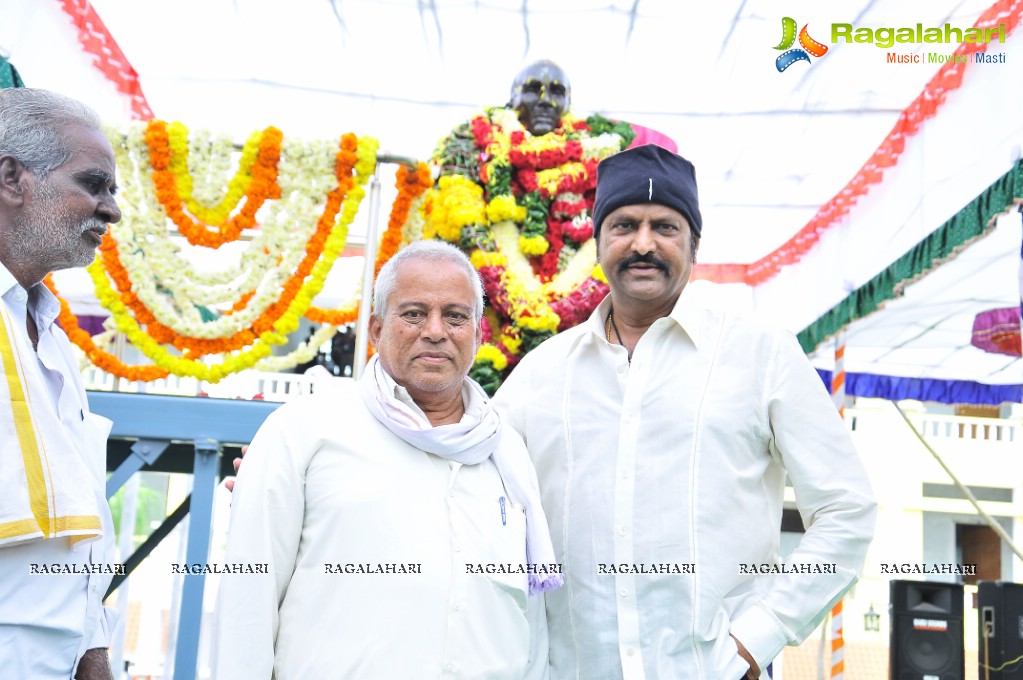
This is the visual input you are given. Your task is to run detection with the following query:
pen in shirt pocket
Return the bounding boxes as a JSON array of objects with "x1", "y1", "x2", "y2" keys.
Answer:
[{"x1": 499, "y1": 496, "x2": 506, "y2": 526}]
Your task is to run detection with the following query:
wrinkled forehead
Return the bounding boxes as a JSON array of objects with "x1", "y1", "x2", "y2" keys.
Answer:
[
  {"x1": 62, "y1": 125, "x2": 117, "y2": 173},
  {"x1": 511, "y1": 61, "x2": 571, "y2": 95}
]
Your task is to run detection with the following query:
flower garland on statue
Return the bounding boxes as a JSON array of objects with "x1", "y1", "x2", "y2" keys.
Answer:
[
  {"x1": 51, "y1": 131, "x2": 379, "y2": 382},
  {"x1": 425, "y1": 106, "x2": 633, "y2": 392}
]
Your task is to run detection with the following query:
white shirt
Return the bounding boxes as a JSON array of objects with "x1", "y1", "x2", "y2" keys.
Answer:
[
  {"x1": 212, "y1": 381, "x2": 549, "y2": 680},
  {"x1": 494, "y1": 294, "x2": 877, "y2": 680},
  {"x1": 0, "y1": 265, "x2": 117, "y2": 679}
]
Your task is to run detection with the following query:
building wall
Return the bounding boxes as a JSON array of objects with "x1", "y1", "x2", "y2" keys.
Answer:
[{"x1": 791, "y1": 397, "x2": 1021, "y2": 667}]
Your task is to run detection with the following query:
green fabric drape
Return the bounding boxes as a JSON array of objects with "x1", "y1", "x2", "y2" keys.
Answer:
[
  {"x1": 0, "y1": 55, "x2": 25, "y2": 89},
  {"x1": 798, "y1": 160, "x2": 1023, "y2": 353}
]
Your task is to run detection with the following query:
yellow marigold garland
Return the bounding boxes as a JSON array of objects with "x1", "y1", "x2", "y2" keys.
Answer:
[
  {"x1": 475, "y1": 343, "x2": 508, "y2": 372},
  {"x1": 425, "y1": 175, "x2": 487, "y2": 243},
  {"x1": 167, "y1": 122, "x2": 263, "y2": 225},
  {"x1": 61, "y1": 132, "x2": 378, "y2": 383},
  {"x1": 426, "y1": 106, "x2": 629, "y2": 392}
]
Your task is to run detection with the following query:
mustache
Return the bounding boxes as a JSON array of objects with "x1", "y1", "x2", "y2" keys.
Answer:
[
  {"x1": 79, "y1": 218, "x2": 108, "y2": 234},
  {"x1": 616, "y1": 253, "x2": 669, "y2": 275}
]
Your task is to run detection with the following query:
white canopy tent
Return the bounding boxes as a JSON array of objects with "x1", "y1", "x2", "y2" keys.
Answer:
[{"x1": 0, "y1": 0, "x2": 1019, "y2": 400}]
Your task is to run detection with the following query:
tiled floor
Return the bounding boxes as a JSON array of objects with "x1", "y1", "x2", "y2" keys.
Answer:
[{"x1": 782, "y1": 639, "x2": 981, "y2": 680}]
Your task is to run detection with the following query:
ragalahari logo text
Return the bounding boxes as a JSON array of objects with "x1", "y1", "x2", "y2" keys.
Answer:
[{"x1": 774, "y1": 17, "x2": 829, "y2": 72}]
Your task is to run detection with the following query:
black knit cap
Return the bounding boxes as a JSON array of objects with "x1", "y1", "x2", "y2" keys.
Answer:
[{"x1": 592, "y1": 144, "x2": 702, "y2": 239}]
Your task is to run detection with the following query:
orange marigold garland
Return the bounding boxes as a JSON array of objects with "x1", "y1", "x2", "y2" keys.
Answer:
[
  {"x1": 304, "y1": 159, "x2": 432, "y2": 325},
  {"x1": 145, "y1": 120, "x2": 283, "y2": 248},
  {"x1": 58, "y1": 130, "x2": 378, "y2": 383},
  {"x1": 374, "y1": 161, "x2": 432, "y2": 277},
  {"x1": 99, "y1": 133, "x2": 360, "y2": 356},
  {"x1": 44, "y1": 274, "x2": 171, "y2": 382}
]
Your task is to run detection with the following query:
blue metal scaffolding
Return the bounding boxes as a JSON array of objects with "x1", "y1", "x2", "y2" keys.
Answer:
[{"x1": 92, "y1": 391, "x2": 280, "y2": 680}]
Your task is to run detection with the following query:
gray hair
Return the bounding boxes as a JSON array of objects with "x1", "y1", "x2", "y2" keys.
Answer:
[
  {"x1": 0, "y1": 88, "x2": 102, "y2": 181},
  {"x1": 374, "y1": 240, "x2": 484, "y2": 322}
]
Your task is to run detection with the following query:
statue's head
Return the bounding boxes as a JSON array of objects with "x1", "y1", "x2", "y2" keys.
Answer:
[{"x1": 509, "y1": 60, "x2": 571, "y2": 136}]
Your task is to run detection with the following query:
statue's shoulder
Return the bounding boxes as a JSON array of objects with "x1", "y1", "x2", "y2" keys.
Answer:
[{"x1": 430, "y1": 106, "x2": 519, "y2": 182}]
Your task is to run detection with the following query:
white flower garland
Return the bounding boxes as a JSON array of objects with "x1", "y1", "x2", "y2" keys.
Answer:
[
  {"x1": 255, "y1": 322, "x2": 339, "y2": 372},
  {"x1": 107, "y1": 126, "x2": 344, "y2": 339}
]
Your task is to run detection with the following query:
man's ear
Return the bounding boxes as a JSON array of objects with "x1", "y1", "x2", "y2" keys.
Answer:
[
  {"x1": 0, "y1": 155, "x2": 28, "y2": 208},
  {"x1": 368, "y1": 314, "x2": 382, "y2": 346}
]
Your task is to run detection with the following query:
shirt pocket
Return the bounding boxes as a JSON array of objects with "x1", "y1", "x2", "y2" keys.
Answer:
[{"x1": 487, "y1": 500, "x2": 530, "y2": 609}]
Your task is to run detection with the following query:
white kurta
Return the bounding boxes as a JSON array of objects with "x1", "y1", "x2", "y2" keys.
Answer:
[
  {"x1": 212, "y1": 381, "x2": 548, "y2": 680},
  {"x1": 0, "y1": 267, "x2": 117, "y2": 679},
  {"x1": 494, "y1": 294, "x2": 877, "y2": 680}
]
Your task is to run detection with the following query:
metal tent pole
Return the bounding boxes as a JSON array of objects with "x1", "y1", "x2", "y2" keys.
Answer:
[{"x1": 353, "y1": 167, "x2": 382, "y2": 380}]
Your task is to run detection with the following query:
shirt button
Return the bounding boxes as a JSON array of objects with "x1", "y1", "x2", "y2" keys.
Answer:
[
  {"x1": 445, "y1": 661, "x2": 459, "y2": 672},
  {"x1": 618, "y1": 526, "x2": 627, "y2": 537},
  {"x1": 453, "y1": 602, "x2": 462, "y2": 612},
  {"x1": 617, "y1": 364, "x2": 626, "y2": 374},
  {"x1": 626, "y1": 647, "x2": 636, "y2": 656},
  {"x1": 619, "y1": 589, "x2": 628, "y2": 597},
  {"x1": 454, "y1": 545, "x2": 462, "y2": 553}
]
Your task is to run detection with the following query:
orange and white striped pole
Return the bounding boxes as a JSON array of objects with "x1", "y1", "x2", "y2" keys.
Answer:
[
  {"x1": 830, "y1": 600, "x2": 844, "y2": 679},
  {"x1": 829, "y1": 332, "x2": 846, "y2": 679},
  {"x1": 831, "y1": 333, "x2": 846, "y2": 418}
]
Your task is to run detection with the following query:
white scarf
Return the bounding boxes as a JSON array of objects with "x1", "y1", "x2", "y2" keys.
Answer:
[
  {"x1": 359, "y1": 355, "x2": 563, "y2": 595},
  {"x1": 0, "y1": 301, "x2": 103, "y2": 547}
]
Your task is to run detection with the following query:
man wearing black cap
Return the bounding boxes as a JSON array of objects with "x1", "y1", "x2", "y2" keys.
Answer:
[{"x1": 494, "y1": 144, "x2": 876, "y2": 679}]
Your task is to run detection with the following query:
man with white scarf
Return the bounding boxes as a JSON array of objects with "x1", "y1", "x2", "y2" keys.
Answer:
[
  {"x1": 0, "y1": 88, "x2": 122, "y2": 680},
  {"x1": 213, "y1": 240, "x2": 558, "y2": 679}
]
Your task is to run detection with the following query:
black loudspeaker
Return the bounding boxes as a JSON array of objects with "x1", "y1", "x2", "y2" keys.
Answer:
[
  {"x1": 978, "y1": 580, "x2": 1023, "y2": 678},
  {"x1": 889, "y1": 580, "x2": 964, "y2": 680}
]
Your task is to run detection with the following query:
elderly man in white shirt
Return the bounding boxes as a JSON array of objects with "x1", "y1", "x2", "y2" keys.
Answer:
[
  {"x1": 213, "y1": 240, "x2": 557, "y2": 679},
  {"x1": 0, "y1": 88, "x2": 123, "y2": 680},
  {"x1": 494, "y1": 144, "x2": 877, "y2": 680}
]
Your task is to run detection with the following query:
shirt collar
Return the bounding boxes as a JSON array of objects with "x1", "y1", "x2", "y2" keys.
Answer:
[
  {"x1": 377, "y1": 361, "x2": 479, "y2": 427},
  {"x1": 0, "y1": 262, "x2": 67, "y2": 329},
  {"x1": 584, "y1": 289, "x2": 703, "y2": 349},
  {"x1": 0, "y1": 261, "x2": 19, "y2": 298}
]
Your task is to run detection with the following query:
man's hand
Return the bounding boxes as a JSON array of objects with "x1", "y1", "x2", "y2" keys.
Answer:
[
  {"x1": 731, "y1": 634, "x2": 761, "y2": 679},
  {"x1": 74, "y1": 648, "x2": 114, "y2": 680},
  {"x1": 224, "y1": 445, "x2": 248, "y2": 493}
]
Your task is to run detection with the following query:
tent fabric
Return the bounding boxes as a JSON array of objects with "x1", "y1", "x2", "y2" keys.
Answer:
[
  {"x1": 0, "y1": 55, "x2": 24, "y2": 88},
  {"x1": 815, "y1": 368, "x2": 1023, "y2": 406},
  {"x1": 56, "y1": 0, "x2": 151, "y2": 119},
  {"x1": 696, "y1": 0, "x2": 1023, "y2": 286},
  {"x1": 2, "y1": 0, "x2": 1020, "y2": 404},
  {"x1": 798, "y1": 161, "x2": 1023, "y2": 353},
  {"x1": 972, "y1": 307, "x2": 1023, "y2": 356}
]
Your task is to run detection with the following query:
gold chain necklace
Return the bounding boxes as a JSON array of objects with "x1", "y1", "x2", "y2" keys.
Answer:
[{"x1": 606, "y1": 307, "x2": 631, "y2": 362}]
